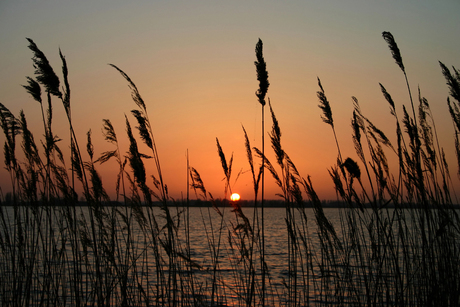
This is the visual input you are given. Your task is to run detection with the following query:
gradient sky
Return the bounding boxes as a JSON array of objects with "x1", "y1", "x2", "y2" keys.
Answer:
[{"x1": 1, "y1": 0, "x2": 459, "y2": 201}]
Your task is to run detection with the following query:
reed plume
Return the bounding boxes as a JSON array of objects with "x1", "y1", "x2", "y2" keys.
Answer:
[
  {"x1": 242, "y1": 125, "x2": 262, "y2": 196},
  {"x1": 379, "y1": 83, "x2": 395, "y2": 112},
  {"x1": 59, "y1": 49, "x2": 71, "y2": 111},
  {"x1": 317, "y1": 77, "x2": 333, "y2": 127},
  {"x1": 254, "y1": 38, "x2": 270, "y2": 306},
  {"x1": 382, "y1": 31, "x2": 405, "y2": 73},
  {"x1": 382, "y1": 31, "x2": 418, "y2": 136},
  {"x1": 269, "y1": 100, "x2": 284, "y2": 167},
  {"x1": 216, "y1": 137, "x2": 233, "y2": 197},
  {"x1": 255, "y1": 39, "x2": 269, "y2": 106},
  {"x1": 22, "y1": 77, "x2": 42, "y2": 104},
  {"x1": 26, "y1": 38, "x2": 62, "y2": 98},
  {"x1": 439, "y1": 62, "x2": 460, "y2": 104},
  {"x1": 110, "y1": 64, "x2": 167, "y2": 203},
  {"x1": 441, "y1": 63, "x2": 460, "y2": 178},
  {"x1": 189, "y1": 167, "x2": 208, "y2": 200},
  {"x1": 96, "y1": 119, "x2": 126, "y2": 201},
  {"x1": 317, "y1": 78, "x2": 345, "y2": 170},
  {"x1": 109, "y1": 64, "x2": 146, "y2": 111},
  {"x1": 125, "y1": 115, "x2": 149, "y2": 199}
]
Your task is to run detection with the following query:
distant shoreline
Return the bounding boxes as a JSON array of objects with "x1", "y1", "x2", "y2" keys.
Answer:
[{"x1": 2, "y1": 199, "x2": 459, "y2": 209}]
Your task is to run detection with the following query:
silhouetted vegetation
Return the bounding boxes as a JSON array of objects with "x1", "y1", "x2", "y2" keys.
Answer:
[{"x1": 1, "y1": 32, "x2": 459, "y2": 306}]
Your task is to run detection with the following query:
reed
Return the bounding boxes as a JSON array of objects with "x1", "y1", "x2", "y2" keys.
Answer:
[
  {"x1": 253, "y1": 38, "x2": 270, "y2": 307},
  {"x1": 1, "y1": 33, "x2": 459, "y2": 306}
]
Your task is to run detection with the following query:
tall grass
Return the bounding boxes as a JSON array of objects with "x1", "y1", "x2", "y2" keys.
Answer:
[{"x1": 1, "y1": 32, "x2": 459, "y2": 306}]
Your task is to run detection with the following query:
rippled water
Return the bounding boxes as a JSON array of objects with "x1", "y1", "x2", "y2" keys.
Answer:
[
  {"x1": 2, "y1": 205, "x2": 451, "y2": 306},
  {"x1": 1, "y1": 205, "x2": 338, "y2": 306}
]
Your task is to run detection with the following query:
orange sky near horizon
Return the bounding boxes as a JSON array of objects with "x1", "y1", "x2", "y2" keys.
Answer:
[{"x1": 1, "y1": 1, "x2": 459, "y2": 202}]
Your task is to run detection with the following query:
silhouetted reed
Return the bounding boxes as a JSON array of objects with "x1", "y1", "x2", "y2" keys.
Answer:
[
  {"x1": 253, "y1": 37, "x2": 269, "y2": 307},
  {"x1": 1, "y1": 33, "x2": 459, "y2": 306}
]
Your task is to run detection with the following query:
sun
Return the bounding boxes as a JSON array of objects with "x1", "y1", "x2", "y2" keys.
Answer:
[{"x1": 230, "y1": 193, "x2": 240, "y2": 202}]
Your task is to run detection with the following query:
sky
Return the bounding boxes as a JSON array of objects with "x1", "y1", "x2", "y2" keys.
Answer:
[{"x1": 1, "y1": 0, "x2": 459, "y2": 202}]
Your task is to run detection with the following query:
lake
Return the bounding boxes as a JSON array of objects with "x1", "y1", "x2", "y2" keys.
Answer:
[{"x1": 0, "y1": 204, "x2": 457, "y2": 306}]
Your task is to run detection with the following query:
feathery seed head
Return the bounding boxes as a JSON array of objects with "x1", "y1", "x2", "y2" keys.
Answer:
[
  {"x1": 190, "y1": 167, "x2": 207, "y2": 200},
  {"x1": 131, "y1": 109, "x2": 153, "y2": 149},
  {"x1": 125, "y1": 115, "x2": 147, "y2": 186},
  {"x1": 342, "y1": 157, "x2": 361, "y2": 179},
  {"x1": 110, "y1": 64, "x2": 147, "y2": 111},
  {"x1": 216, "y1": 138, "x2": 229, "y2": 179},
  {"x1": 86, "y1": 129, "x2": 94, "y2": 160},
  {"x1": 379, "y1": 83, "x2": 396, "y2": 111},
  {"x1": 317, "y1": 78, "x2": 334, "y2": 126},
  {"x1": 382, "y1": 31, "x2": 405, "y2": 73},
  {"x1": 71, "y1": 143, "x2": 83, "y2": 182},
  {"x1": 22, "y1": 77, "x2": 42, "y2": 104},
  {"x1": 254, "y1": 38, "x2": 269, "y2": 106},
  {"x1": 101, "y1": 119, "x2": 118, "y2": 144},
  {"x1": 439, "y1": 61, "x2": 460, "y2": 104},
  {"x1": 447, "y1": 97, "x2": 460, "y2": 133},
  {"x1": 26, "y1": 38, "x2": 62, "y2": 98},
  {"x1": 242, "y1": 125, "x2": 254, "y2": 174},
  {"x1": 269, "y1": 100, "x2": 284, "y2": 166},
  {"x1": 352, "y1": 110, "x2": 362, "y2": 143},
  {"x1": 60, "y1": 48, "x2": 71, "y2": 111}
]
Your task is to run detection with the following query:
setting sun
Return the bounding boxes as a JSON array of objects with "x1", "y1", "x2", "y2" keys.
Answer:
[{"x1": 230, "y1": 193, "x2": 240, "y2": 202}]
